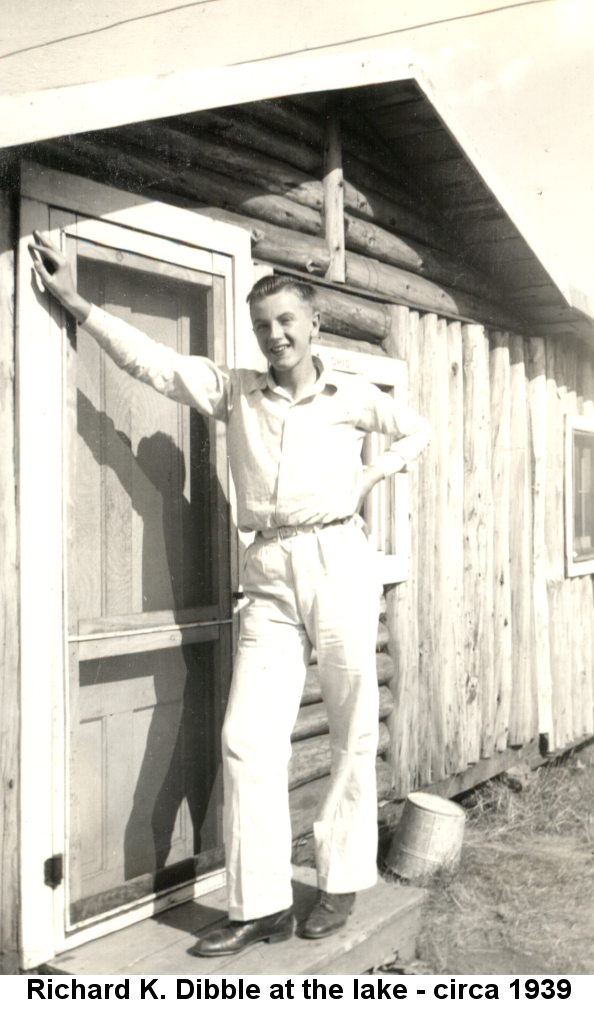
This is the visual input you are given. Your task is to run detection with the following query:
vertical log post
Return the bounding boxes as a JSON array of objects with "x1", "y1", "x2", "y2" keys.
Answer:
[
  {"x1": 489, "y1": 332, "x2": 512, "y2": 751},
  {"x1": 432, "y1": 318, "x2": 448, "y2": 780},
  {"x1": 463, "y1": 324, "x2": 493, "y2": 764},
  {"x1": 417, "y1": 313, "x2": 442, "y2": 782},
  {"x1": 572, "y1": 359, "x2": 592, "y2": 738},
  {"x1": 565, "y1": 346, "x2": 583, "y2": 743},
  {"x1": 385, "y1": 306, "x2": 420, "y2": 793},
  {"x1": 509, "y1": 335, "x2": 537, "y2": 744},
  {"x1": 322, "y1": 98, "x2": 346, "y2": 284},
  {"x1": 525, "y1": 337, "x2": 553, "y2": 743},
  {"x1": 545, "y1": 340, "x2": 568, "y2": 749},
  {"x1": 0, "y1": 188, "x2": 19, "y2": 975},
  {"x1": 446, "y1": 321, "x2": 466, "y2": 771}
]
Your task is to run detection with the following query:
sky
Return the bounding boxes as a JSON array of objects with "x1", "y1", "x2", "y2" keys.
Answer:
[
  {"x1": 1, "y1": 0, "x2": 593, "y2": 295},
  {"x1": 303, "y1": 0, "x2": 594, "y2": 297},
  {"x1": 411, "y1": 0, "x2": 594, "y2": 296}
]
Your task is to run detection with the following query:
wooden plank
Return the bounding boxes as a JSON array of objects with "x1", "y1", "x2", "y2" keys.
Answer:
[
  {"x1": 206, "y1": 869, "x2": 425, "y2": 977},
  {"x1": 312, "y1": 329, "x2": 388, "y2": 358},
  {"x1": 417, "y1": 314, "x2": 440, "y2": 784},
  {"x1": 384, "y1": 307, "x2": 420, "y2": 794},
  {"x1": 322, "y1": 102, "x2": 345, "y2": 284},
  {"x1": 565, "y1": 346, "x2": 583, "y2": 744},
  {"x1": 423, "y1": 738, "x2": 541, "y2": 800},
  {"x1": 525, "y1": 337, "x2": 553, "y2": 740},
  {"x1": 0, "y1": 188, "x2": 19, "y2": 975},
  {"x1": 462, "y1": 324, "x2": 493, "y2": 764},
  {"x1": 46, "y1": 865, "x2": 425, "y2": 977},
  {"x1": 0, "y1": 7, "x2": 531, "y2": 145},
  {"x1": 445, "y1": 321, "x2": 466, "y2": 772},
  {"x1": 432, "y1": 318, "x2": 448, "y2": 778},
  {"x1": 545, "y1": 341, "x2": 569, "y2": 750},
  {"x1": 489, "y1": 332, "x2": 512, "y2": 752},
  {"x1": 577, "y1": 354, "x2": 594, "y2": 735},
  {"x1": 579, "y1": 577, "x2": 594, "y2": 737},
  {"x1": 508, "y1": 336, "x2": 537, "y2": 746}
]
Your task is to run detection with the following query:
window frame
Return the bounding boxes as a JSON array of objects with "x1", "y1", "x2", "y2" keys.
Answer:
[
  {"x1": 314, "y1": 342, "x2": 409, "y2": 585},
  {"x1": 17, "y1": 162, "x2": 253, "y2": 968},
  {"x1": 565, "y1": 413, "x2": 594, "y2": 576}
]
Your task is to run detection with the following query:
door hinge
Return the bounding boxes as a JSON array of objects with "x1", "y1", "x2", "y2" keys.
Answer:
[{"x1": 44, "y1": 853, "x2": 64, "y2": 889}]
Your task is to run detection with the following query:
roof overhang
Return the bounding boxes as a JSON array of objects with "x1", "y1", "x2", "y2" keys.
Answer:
[{"x1": 2, "y1": 45, "x2": 592, "y2": 339}]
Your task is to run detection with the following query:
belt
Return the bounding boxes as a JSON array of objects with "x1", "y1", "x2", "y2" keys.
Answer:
[{"x1": 256, "y1": 516, "x2": 353, "y2": 541}]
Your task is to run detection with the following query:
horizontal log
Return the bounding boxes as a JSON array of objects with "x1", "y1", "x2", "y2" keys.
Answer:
[
  {"x1": 289, "y1": 722, "x2": 390, "y2": 790},
  {"x1": 292, "y1": 685, "x2": 394, "y2": 741},
  {"x1": 123, "y1": 121, "x2": 325, "y2": 206},
  {"x1": 33, "y1": 138, "x2": 519, "y2": 331},
  {"x1": 242, "y1": 98, "x2": 326, "y2": 151},
  {"x1": 193, "y1": 206, "x2": 520, "y2": 331},
  {"x1": 344, "y1": 214, "x2": 498, "y2": 303},
  {"x1": 243, "y1": 97, "x2": 436, "y2": 223},
  {"x1": 38, "y1": 137, "x2": 323, "y2": 237},
  {"x1": 289, "y1": 759, "x2": 395, "y2": 838},
  {"x1": 180, "y1": 107, "x2": 322, "y2": 174},
  {"x1": 41, "y1": 135, "x2": 499, "y2": 308},
  {"x1": 344, "y1": 253, "x2": 519, "y2": 331},
  {"x1": 311, "y1": 330, "x2": 388, "y2": 359},
  {"x1": 40, "y1": 134, "x2": 501, "y2": 309},
  {"x1": 122, "y1": 122, "x2": 446, "y2": 250}
]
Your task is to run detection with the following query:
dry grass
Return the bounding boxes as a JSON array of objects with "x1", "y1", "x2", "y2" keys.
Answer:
[
  {"x1": 381, "y1": 741, "x2": 594, "y2": 976},
  {"x1": 460, "y1": 745, "x2": 594, "y2": 844}
]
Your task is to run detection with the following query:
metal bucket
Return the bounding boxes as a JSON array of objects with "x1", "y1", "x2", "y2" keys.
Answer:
[{"x1": 387, "y1": 791, "x2": 466, "y2": 880}]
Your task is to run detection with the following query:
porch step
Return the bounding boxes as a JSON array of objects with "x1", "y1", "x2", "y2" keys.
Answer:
[{"x1": 43, "y1": 867, "x2": 425, "y2": 976}]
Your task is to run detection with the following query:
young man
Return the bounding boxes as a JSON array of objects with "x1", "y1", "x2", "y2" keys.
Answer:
[{"x1": 30, "y1": 232, "x2": 432, "y2": 955}]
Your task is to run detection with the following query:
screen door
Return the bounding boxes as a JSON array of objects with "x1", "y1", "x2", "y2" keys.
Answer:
[
  {"x1": 64, "y1": 228, "x2": 233, "y2": 925},
  {"x1": 18, "y1": 167, "x2": 251, "y2": 965}
]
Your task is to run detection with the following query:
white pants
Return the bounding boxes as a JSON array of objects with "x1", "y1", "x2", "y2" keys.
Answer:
[{"x1": 222, "y1": 518, "x2": 380, "y2": 920}]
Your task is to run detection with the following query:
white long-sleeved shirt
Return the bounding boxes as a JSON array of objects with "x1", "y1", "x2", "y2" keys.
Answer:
[{"x1": 81, "y1": 306, "x2": 433, "y2": 533}]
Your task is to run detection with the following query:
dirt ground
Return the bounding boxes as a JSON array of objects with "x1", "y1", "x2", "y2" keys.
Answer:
[{"x1": 377, "y1": 740, "x2": 594, "y2": 977}]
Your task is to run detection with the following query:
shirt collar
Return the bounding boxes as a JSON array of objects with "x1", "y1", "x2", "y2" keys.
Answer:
[{"x1": 247, "y1": 355, "x2": 338, "y2": 400}]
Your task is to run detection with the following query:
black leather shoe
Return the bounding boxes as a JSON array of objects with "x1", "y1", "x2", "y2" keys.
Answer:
[
  {"x1": 302, "y1": 891, "x2": 356, "y2": 939},
  {"x1": 189, "y1": 907, "x2": 294, "y2": 957}
]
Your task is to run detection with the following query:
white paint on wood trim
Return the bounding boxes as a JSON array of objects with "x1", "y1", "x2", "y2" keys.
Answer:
[
  {"x1": 316, "y1": 342, "x2": 408, "y2": 584},
  {"x1": 18, "y1": 165, "x2": 252, "y2": 967},
  {"x1": 0, "y1": 49, "x2": 415, "y2": 151},
  {"x1": 314, "y1": 342, "x2": 406, "y2": 387},
  {"x1": 565, "y1": 414, "x2": 594, "y2": 577}
]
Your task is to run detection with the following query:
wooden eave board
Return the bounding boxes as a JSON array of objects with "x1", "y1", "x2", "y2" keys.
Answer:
[
  {"x1": 43, "y1": 867, "x2": 425, "y2": 976},
  {"x1": 5, "y1": 41, "x2": 592, "y2": 333}
]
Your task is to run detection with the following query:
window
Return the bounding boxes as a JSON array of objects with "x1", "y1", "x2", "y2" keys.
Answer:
[{"x1": 566, "y1": 415, "x2": 594, "y2": 576}]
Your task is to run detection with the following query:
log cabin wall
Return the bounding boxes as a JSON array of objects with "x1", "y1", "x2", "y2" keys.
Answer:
[{"x1": 14, "y1": 91, "x2": 594, "y2": 833}]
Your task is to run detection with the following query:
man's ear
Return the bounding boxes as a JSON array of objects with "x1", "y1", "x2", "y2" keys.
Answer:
[{"x1": 311, "y1": 309, "x2": 321, "y2": 338}]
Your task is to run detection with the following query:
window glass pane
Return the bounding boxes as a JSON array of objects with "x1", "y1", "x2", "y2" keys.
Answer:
[{"x1": 573, "y1": 431, "x2": 594, "y2": 561}]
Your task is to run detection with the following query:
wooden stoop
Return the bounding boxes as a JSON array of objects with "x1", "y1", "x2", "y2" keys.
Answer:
[{"x1": 42, "y1": 867, "x2": 425, "y2": 976}]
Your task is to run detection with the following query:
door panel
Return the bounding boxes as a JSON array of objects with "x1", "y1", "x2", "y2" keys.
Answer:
[{"x1": 66, "y1": 232, "x2": 230, "y2": 927}]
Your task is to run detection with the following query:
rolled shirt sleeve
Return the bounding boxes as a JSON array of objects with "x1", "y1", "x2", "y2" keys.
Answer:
[
  {"x1": 80, "y1": 304, "x2": 231, "y2": 421},
  {"x1": 356, "y1": 381, "x2": 433, "y2": 477}
]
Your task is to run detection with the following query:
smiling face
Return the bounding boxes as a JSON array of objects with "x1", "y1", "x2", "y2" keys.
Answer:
[{"x1": 250, "y1": 290, "x2": 320, "y2": 376}]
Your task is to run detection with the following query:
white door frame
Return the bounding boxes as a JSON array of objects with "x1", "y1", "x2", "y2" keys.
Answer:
[{"x1": 17, "y1": 163, "x2": 253, "y2": 969}]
